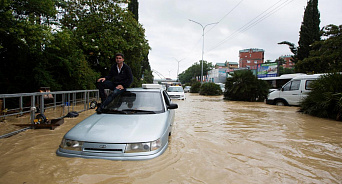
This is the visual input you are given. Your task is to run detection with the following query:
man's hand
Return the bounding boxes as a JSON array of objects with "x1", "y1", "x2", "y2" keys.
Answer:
[
  {"x1": 116, "y1": 85, "x2": 124, "y2": 90},
  {"x1": 97, "y1": 78, "x2": 106, "y2": 82}
]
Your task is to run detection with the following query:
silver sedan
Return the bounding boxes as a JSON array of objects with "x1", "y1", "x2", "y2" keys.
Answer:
[{"x1": 56, "y1": 85, "x2": 178, "y2": 160}]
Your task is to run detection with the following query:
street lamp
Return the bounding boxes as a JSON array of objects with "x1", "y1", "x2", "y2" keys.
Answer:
[
  {"x1": 189, "y1": 19, "x2": 218, "y2": 83},
  {"x1": 174, "y1": 58, "x2": 184, "y2": 82}
]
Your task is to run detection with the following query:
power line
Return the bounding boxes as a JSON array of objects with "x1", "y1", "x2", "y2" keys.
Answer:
[
  {"x1": 182, "y1": 0, "x2": 244, "y2": 64},
  {"x1": 205, "y1": 0, "x2": 245, "y2": 34},
  {"x1": 238, "y1": 0, "x2": 294, "y2": 34},
  {"x1": 207, "y1": 0, "x2": 294, "y2": 52}
]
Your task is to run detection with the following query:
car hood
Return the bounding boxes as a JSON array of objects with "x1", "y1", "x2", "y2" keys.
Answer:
[
  {"x1": 64, "y1": 113, "x2": 169, "y2": 143},
  {"x1": 168, "y1": 92, "x2": 184, "y2": 95}
]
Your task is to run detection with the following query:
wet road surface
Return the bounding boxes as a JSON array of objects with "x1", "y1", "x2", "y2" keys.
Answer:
[{"x1": 0, "y1": 93, "x2": 341, "y2": 183}]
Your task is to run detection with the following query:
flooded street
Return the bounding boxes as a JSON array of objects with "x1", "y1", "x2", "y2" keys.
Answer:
[{"x1": 0, "y1": 93, "x2": 341, "y2": 183}]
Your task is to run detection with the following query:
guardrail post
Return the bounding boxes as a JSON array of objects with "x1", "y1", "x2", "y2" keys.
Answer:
[
  {"x1": 53, "y1": 93, "x2": 57, "y2": 110},
  {"x1": 83, "y1": 91, "x2": 87, "y2": 110},
  {"x1": 67, "y1": 93, "x2": 70, "y2": 113},
  {"x1": 40, "y1": 94, "x2": 44, "y2": 116},
  {"x1": 19, "y1": 96, "x2": 23, "y2": 116},
  {"x1": 72, "y1": 92, "x2": 76, "y2": 111},
  {"x1": 87, "y1": 91, "x2": 90, "y2": 109},
  {"x1": 30, "y1": 95, "x2": 36, "y2": 124},
  {"x1": 62, "y1": 93, "x2": 65, "y2": 116}
]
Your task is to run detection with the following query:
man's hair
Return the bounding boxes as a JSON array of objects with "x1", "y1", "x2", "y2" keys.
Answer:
[{"x1": 115, "y1": 53, "x2": 124, "y2": 59}]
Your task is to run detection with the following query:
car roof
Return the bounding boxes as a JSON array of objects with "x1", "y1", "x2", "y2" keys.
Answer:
[{"x1": 292, "y1": 74, "x2": 324, "y2": 80}]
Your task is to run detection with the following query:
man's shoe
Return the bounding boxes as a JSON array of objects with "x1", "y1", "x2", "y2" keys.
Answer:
[{"x1": 96, "y1": 106, "x2": 102, "y2": 114}]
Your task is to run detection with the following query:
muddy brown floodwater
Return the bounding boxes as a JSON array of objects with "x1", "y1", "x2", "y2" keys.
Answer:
[{"x1": 0, "y1": 93, "x2": 341, "y2": 184}]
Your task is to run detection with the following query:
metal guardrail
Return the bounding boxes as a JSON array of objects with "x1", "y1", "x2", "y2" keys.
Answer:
[{"x1": 0, "y1": 89, "x2": 99, "y2": 124}]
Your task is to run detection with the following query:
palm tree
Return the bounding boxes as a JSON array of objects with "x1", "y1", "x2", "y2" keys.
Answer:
[
  {"x1": 224, "y1": 70, "x2": 269, "y2": 102},
  {"x1": 278, "y1": 41, "x2": 298, "y2": 63},
  {"x1": 300, "y1": 73, "x2": 342, "y2": 121}
]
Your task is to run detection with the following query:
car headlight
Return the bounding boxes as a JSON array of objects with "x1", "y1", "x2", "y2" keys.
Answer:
[
  {"x1": 59, "y1": 138, "x2": 84, "y2": 151},
  {"x1": 125, "y1": 139, "x2": 161, "y2": 153}
]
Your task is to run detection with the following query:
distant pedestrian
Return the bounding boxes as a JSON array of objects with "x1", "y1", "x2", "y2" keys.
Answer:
[{"x1": 96, "y1": 53, "x2": 133, "y2": 113}]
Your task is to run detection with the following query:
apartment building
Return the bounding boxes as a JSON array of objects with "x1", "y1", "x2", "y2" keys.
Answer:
[{"x1": 239, "y1": 48, "x2": 264, "y2": 70}]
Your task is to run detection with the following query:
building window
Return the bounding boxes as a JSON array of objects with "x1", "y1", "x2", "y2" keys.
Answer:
[
  {"x1": 254, "y1": 60, "x2": 257, "y2": 64},
  {"x1": 247, "y1": 60, "x2": 250, "y2": 63}
]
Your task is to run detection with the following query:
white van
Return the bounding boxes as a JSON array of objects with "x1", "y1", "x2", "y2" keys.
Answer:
[{"x1": 266, "y1": 74, "x2": 324, "y2": 106}]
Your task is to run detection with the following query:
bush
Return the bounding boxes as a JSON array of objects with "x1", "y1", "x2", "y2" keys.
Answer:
[
  {"x1": 199, "y1": 82, "x2": 222, "y2": 96},
  {"x1": 300, "y1": 73, "x2": 342, "y2": 121},
  {"x1": 224, "y1": 70, "x2": 269, "y2": 102},
  {"x1": 190, "y1": 81, "x2": 201, "y2": 93}
]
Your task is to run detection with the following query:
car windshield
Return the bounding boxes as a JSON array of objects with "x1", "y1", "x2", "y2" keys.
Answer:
[
  {"x1": 167, "y1": 87, "x2": 183, "y2": 92},
  {"x1": 103, "y1": 91, "x2": 164, "y2": 114}
]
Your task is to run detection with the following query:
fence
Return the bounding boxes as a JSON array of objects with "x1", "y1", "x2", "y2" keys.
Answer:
[{"x1": 0, "y1": 89, "x2": 99, "y2": 138}]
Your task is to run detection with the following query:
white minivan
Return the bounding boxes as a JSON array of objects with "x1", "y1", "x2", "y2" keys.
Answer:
[{"x1": 266, "y1": 74, "x2": 324, "y2": 106}]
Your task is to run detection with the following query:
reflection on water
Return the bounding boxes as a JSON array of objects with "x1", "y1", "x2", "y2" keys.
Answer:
[{"x1": 0, "y1": 93, "x2": 341, "y2": 183}]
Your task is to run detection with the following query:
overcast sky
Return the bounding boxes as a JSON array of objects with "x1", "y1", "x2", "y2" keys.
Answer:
[{"x1": 139, "y1": 0, "x2": 342, "y2": 79}]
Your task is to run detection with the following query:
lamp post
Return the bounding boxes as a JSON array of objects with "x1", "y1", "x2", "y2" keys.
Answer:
[
  {"x1": 189, "y1": 19, "x2": 218, "y2": 83},
  {"x1": 174, "y1": 58, "x2": 184, "y2": 82}
]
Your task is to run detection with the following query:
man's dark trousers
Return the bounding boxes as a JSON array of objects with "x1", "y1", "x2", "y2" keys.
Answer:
[{"x1": 96, "y1": 81, "x2": 126, "y2": 108}]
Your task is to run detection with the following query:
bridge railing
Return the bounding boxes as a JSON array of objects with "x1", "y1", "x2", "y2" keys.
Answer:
[{"x1": 0, "y1": 90, "x2": 99, "y2": 124}]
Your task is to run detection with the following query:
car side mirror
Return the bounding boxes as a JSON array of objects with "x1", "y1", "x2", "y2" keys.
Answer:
[{"x1": 168, "y1": 103, "x2": 178, "y2": 109}]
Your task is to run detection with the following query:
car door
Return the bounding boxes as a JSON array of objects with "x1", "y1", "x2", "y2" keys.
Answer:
[
  {"x1": 281, "y1": 80, "x2": 301, "y2": 105},
  {"x1": 162, "y1": 91, "x2": 175, "y2": 131}
]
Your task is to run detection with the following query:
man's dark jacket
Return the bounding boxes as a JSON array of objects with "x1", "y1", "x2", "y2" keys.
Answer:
[{"x1": 105, "y1": 63, "x2": 133, "y2": 88}]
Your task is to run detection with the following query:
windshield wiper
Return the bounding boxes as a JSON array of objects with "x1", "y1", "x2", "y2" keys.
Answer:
[
  {"x1": 121, "y1": 109, "x2": 156, "y2": 114},
  {"x1": 102, "y1": 109, "x2": 128, "y2": 114}
]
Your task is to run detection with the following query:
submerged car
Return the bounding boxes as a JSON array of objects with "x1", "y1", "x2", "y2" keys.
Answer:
[
  {"x1": 167, "y1": 86, "x2": 186, "y2": 100},
  {"x1": 56, "y1": 84, "x2": 178, "y2": 161}
]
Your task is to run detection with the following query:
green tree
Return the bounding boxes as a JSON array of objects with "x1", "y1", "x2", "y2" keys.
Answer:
[
  {"x1": 190, "y1": 80, "x2": 201, "y2": 93},
  {"x1": 60, "y1": 0, "x2": 150, "y2": 87},
  {"x1": 224, "y1": 70, "x2": 269, "y2": 102},
  {"x1": 41, "y1": 29, "x2": 99, "y2": 90},
  {"x1": 278, "y1": 0, "x2": 320, "y2": 70},
  {"x1": 179, "y1": 60, "x2": 213, "y2": 84},
  {"x1": 199, "y1": 83, "x2": 222, "y2": 96},
  {"x1": 1, "y1": 0, "x2": 150, "y2": 93},
  {"x1": 278, "y1": 41, "x2": 298, "y2": 63},
  {"x1": 296, "y1": 0, "x2": 321, "y2": 71},
  {"x1": 300, "y1": 73, "x2": 342, "y2": 121},
  {"x1": 0, "y1": 0, "x2": 58, "y2": 93},
  {"x1": 141, "y1": 53, "x2": 154, "y2": 83},
  {"x1": 129, "y1": 0, "x2": 153, "y2": 84},
  {"x1": 296, "y1": 24, "x2": 342, "y2": 73},
  {"x1": 128, "y1": 0, "x2": 139, "y2": 21}
]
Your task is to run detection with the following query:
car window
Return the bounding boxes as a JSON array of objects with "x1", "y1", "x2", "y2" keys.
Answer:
[
  {"x1": 163, "y1": 91, "x2": 171, "y2": 106},
  {"x1": 167, "y1": 87, "x2": 183, "y2": 92},
  {"x1": 305, "y1": 80, "x2": 314, "y2": 90},
  {"x1": 283, "y1": 82, "x2": 291, "y2": 91},
  {"x1": 105, "y1": 91, "x2": 164, "y2": 113},
  {"x1": 283, "y1": 80, "x2": 300, "y2": 91},
  {"x1": 290, "y1": 80, "x2": 300, "y2": 90}
]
